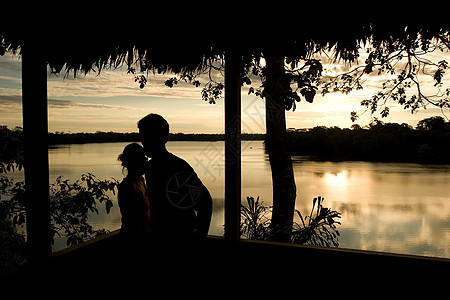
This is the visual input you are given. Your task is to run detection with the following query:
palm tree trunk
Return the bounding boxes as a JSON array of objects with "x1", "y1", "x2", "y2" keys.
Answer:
[{"x1": 264, "y1": 48, "x2": 297, "y2": 242}]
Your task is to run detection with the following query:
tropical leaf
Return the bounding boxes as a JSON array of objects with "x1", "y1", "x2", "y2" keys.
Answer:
[{"x1": 241, "y1": 195, "x2": 341, "y2": 247}]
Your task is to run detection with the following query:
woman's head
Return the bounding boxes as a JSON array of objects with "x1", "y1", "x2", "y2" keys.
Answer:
[{"x1": 118, "y1": 143, "x2": 147, "y2": 178}]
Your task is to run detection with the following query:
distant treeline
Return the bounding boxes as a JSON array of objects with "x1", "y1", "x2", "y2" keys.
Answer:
[
  {"x1": 3, "y1": 115, "x2": 450, "y2": 164},
  {"x1": 47, "y1": 131, "x2": 265, "y2": 145},
  {"x1": 48, "y1": 132, "x2": 140, "y2": 145},
  {"x1": 287, "y1": 116, "x2": 450, "y2": 164}
]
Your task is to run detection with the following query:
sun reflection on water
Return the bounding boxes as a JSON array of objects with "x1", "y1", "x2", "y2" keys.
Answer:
[{"x1": 324, "y1": 171, "x2": 349, "y2": 186}]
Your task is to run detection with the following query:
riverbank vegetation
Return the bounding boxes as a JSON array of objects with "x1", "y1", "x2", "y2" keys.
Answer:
[
  {"x1": 46, "y1": 131, "x2": 265, "y2": 145},
  {"x1": 2, "y1": 115, "x2": 450, "y2": 165},
  {"x1": 287, "y1": 116, "x2": 450, "y2": 164},
  {"x1": 0, "y1": 128, "x2": 265, "y2": 147}
]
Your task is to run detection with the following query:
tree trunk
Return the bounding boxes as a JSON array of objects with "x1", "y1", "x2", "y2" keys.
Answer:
[{"x1": 264, "y1": 48, "x2": 297, "y2": 242}]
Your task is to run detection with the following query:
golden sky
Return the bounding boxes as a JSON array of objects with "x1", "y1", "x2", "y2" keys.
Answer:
[{"x1": 0, "y1": 48, "x2": 449, "y2": 133}]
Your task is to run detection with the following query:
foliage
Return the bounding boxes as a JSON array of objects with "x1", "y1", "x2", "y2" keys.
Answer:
[
  {"x1": 1, "y1": 126, "x2": 118, "y2": 270},
  {"x1": 247, "y1": 57, "x2": 324, "y2": 111},
  {"x1": 292, "y1": 196, "x2": 341, "y2": 247},
  {"x1": 0, "y1": 173, "x2": 118, "y2": 248},
  {"x1": 344, "y1": 37, "x2": 450, "y2": 121},
  {"x1": 240, "y1": 196, "x2": 341, "y2": 248},
  {"x1": 240, "y1": 196, "x2": 271, "y2": 240},
  {"x1": 0, "y1": 126, "x2": 23, "y2": 173},
  {"x1": 126, "y1": 26, "x2": 450, "y2": 123},
  {"x1": 0, "y1": 218, "x2": 26, "y2": 271},
  {"x1": 132, "y1": 53, "x2": 325, "y2": 112},
  {"x1": 286, "y1": 117, "x2": 450, "y2": 163},
  {"x1": 416, "y1": 115, "x2": 447, "y2": 131}
]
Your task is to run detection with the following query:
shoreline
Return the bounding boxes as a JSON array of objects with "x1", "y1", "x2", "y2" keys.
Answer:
[
  {"x1": 48, "y1": 140, "x2": 450, "y2": 166},
  {"x1": 48, "y1": 132, "x2": 265, "y2": 145}
]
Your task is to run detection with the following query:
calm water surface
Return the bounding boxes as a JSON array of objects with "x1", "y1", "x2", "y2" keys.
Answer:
[{"x1": 41, "y1": 141, "x2": 450, "y2": 258}]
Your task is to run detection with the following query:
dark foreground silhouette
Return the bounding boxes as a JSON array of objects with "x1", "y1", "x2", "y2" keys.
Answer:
[
  {"x1": 117, "y1": 143, "x2": 151, "y2": 242},
  {"x1": 138, "y1": 114, "x2": 212, "y2": 241}
]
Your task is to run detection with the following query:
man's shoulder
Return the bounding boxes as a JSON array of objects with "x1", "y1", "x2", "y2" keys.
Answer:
[
  {"x1": 167, "y1": 152, "x2": 194, "y2": 172},
  {"x1": 147, "y1": 152, "x2": 194, "y2": 174}
]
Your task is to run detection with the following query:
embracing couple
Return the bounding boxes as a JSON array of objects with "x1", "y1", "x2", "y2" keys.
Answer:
[{"x1": 117, "y1": 114, "x2": 212, "y2": 243}]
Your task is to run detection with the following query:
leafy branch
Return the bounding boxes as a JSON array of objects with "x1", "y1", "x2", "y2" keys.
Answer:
[
  {"x1": 129, "y1": 55, "x2": 226, "y2": 104},
  {"x1": 320, "y1": 36, "x2": 450, "y2": 122},
  {"x1": 128, "y1": 31, "x2": 450, "y2": 122},
  {"x1": 0, "y1": 173, "x2": 118, "y2": 248}
]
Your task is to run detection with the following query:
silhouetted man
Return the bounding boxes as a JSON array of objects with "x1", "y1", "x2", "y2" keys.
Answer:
[{"x1": 138, "y1": 114, "x2": 212, "y2": 240}]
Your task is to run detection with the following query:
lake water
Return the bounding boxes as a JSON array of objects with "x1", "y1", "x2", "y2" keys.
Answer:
[{"x1": 14, "y1": 140, "x2": 450, "y2": 258}]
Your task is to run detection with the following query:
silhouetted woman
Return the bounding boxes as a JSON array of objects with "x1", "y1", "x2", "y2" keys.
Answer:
[{"x1": 117, "y1": 143, "x2": 150, "y2": 242}]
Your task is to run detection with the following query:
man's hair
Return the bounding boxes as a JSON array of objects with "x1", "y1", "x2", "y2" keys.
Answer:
[{"x1": 138, "y1": 113, "x2": 170, "y2": 143}]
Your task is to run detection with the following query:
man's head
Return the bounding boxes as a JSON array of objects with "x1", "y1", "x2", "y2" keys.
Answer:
[{"x1": 138, "y1": 114, "x2": 169, "y2": 157}]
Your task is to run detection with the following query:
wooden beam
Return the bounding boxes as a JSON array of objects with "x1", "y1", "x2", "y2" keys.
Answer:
[
  {"x1": 22, "y1": 41, "x2": 52, "y2": 263},
  {"x1": 224, "y1": 50, "x2": 241, "y2": 241}
]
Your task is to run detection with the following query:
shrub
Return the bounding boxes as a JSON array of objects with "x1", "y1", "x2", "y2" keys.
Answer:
[{"x1": 241, "y1": 196, "x2": 341, "y2": 247}]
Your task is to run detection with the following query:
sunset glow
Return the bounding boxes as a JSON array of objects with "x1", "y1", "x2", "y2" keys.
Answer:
[{"x1": 1, "y1": 48, "x2": 449, "y2": 133}]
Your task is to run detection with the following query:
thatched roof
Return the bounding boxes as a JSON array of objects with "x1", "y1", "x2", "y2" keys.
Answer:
[{"x1": 1, "y1": 15, "x2": 449, "y2": 76}]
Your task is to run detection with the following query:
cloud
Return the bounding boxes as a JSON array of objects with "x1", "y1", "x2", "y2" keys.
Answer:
[
  {"x1": 47, "y1": 98, "x2": 134, "y2": 111},
  {"x1": 0, "y1": 61, "x2": 21, "y2": 72},
  {"x1": 0, "y1": 94, "x2": 135, "y2": 111},
  {"x1": 0, "y1": 95, "x2": 21, "y2": 104},
  {"x1": 0, "y1": 75, "x2": 21, "y2": 83},
  {"x1": 0, "y1": 55, "x2": 21, "y2": 72},
  {"x1": 47, "y1": 69, "x2": 205, "y2": 99}
]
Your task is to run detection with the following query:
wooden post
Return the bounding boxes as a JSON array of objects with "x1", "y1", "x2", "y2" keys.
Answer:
[
  {"x1": 224, "y1": 50, "x2": 241, "y2": 241},
  {"x1": 22, "y1": 41, "x2": 52, "y2": 264}
]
